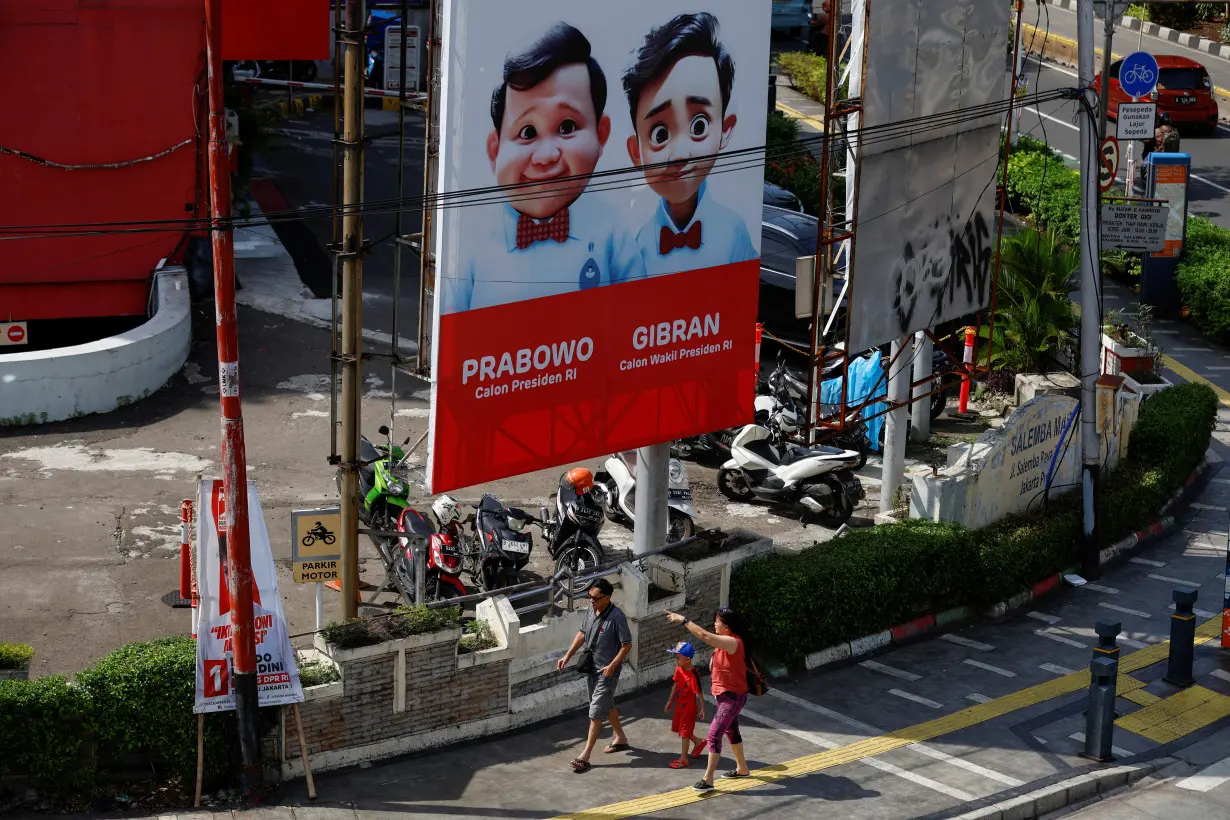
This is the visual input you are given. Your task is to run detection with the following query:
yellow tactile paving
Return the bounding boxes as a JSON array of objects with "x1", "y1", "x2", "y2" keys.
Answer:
[
  {"x1": 1122, "y1": 688, "x2": 1162, "y2": 707},
  {"x1": 1116, "y1": 685, "x2": 1230, "y2": 744},
  {"x1": 550, "y1": 618, "x2": 1223, "y2": 820}
]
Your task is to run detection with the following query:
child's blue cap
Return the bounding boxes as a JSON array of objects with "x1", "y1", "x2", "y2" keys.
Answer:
[{"x1": 666, "y1": 641, "x2": 694, "y2": 659}]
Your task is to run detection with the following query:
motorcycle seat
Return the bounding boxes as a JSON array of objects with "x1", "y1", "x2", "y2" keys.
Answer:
[
  {"x1": 744, "y1": 438, "x2": 782, "y2": 465},
  {"x1": 780, "y1": 445, "x2": 816, "y2": 466}
]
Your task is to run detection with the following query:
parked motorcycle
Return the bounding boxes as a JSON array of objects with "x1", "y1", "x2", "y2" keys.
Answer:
[
  {"x1": 595, "y1": 453, "x2": 697, "y2": 542},
  {"x1": 671, "y1": 429, "x2": 740, "y2": 463},
  {"x1": 470, "y1": 494, "x2": 534, "y2": 592},
  {"x1": 759, "y1": 360, "x2": 873, "y2": 469},
  {"x1": 538, "y1": 468, "x2": 607, "y2": 597},
  {"x1": 393, "y1": 496, "x2": 469, "y2": 604},
  {"x1": 227, "y1": 60, "x2": 318, "y2": 83},
  {"x1": 717, "y1": 424, "x2": 864, "y2": 527},
  {"x1": 336, "y1": 425, "x2": 413, "y2": 559}
]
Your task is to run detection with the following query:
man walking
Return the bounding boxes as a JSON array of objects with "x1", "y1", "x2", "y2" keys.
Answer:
[{"x1": 557, "y1": 578, "x2": 632, "y2": 772}]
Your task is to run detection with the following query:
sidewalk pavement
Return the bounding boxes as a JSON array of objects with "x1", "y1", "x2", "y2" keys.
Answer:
[
  {"x1": 1057, "y1": 726, "x2": 1230, "y2": 819},
  {"x1": 113, "y1": 441, "x2": 1230, "y2": 820}
]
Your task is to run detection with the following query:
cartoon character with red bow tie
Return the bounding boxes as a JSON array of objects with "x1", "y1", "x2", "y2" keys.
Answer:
[
  {"x1": 443, "y1": 23, "x2": 646, "y2": 314},
  {"x1": 623, "y1": 13, "x2": 756, "y2": 277}
]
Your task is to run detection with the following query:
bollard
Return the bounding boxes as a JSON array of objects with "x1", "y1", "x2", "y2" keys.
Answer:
[
  {"x1": 1093, "y1": 619, "x2": 1121, "y2": 661},
  {"x1": 1164, "y1": 587, "x2": 1199, "y2": 687},
  {"x1": 1081, "y1": 655, "x2": 1119, "y2": 762},
  {"x1": 179, "y1": 499, "x2": 193, "y2": 599},
  {"x1": 957, "y1": 327, "x2": 976, "y2": 414}
]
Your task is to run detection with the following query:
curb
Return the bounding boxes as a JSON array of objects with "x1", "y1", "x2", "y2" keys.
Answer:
[
  {"x1": 945, "y1": 757, "x2": 1175, "y2": 820},
  {"x1": 254, "y1": 93, "x2": 326, "y2": 124},
  {"x1": 802, "y1": 461, "x2": 1211, "y2": 673},
  {"x1": 1046, "y1": 0, "x2": 1230, "y2": 61}
]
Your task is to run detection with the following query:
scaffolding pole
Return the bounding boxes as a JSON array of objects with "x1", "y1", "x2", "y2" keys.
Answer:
[{"x1": 338, "y1": 0, "x2": 367, "y2": 622}]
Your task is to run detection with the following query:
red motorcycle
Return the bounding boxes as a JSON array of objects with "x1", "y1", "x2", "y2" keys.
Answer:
[{"x1": 396, "y1": 499, "x2": 468, "y2": 603}]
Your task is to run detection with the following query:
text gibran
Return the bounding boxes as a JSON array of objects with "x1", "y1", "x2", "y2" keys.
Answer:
[{"x1": 632, "y1": 313, "x2": 720, "y2": 350}]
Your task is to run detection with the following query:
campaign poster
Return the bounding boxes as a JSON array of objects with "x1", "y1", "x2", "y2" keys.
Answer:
[
  {"x1": 428, "y1": 0, "x2": 771, "y2": 491},
  {"x1": 194, "y1": 480, "x2": 303, "y2": 713}
]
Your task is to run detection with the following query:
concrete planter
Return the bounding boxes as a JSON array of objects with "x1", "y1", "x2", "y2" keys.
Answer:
[
  {"x1": 313, "y1": 625, "x2": 463, "y2": 663},
  {"x1": 1101, "y1": 333, "x2": 1156, "y2": 378},
  {"x1": 1121, "y1": 372, "x2": 1172, "y2": 400},
  {"x1": 0, "y1": 668, "x2": 30, "y2": 682}
]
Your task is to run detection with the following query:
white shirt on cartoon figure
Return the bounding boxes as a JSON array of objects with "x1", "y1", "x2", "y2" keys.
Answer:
[
  {"x1": 443, "y1": 197, "x2": 647, "y2": 314},
  {"x1": 635, "y1": 181, "x2": 757, "y2": 278}
]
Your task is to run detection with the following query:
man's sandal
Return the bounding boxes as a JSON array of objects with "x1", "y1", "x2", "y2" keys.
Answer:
[
  {"x1": 570, "y1": 758, "x2": 591, "y2": 773},
  {"x1": 603, "y1": 742, "x2": 631, "y2": 753}
]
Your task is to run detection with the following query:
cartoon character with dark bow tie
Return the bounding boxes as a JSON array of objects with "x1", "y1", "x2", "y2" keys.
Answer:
[
  {"x1": 444, "y1": 23, "x2": 646, "y2": 314},
  {"x1": 623, "y1": 12, "x2": 756, "y2": 276}
]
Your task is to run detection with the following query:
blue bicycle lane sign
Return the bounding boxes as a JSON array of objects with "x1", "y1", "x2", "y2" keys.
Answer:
[{"x1": 1119, "y1": 51, "x2": 1159, "y2": 99}]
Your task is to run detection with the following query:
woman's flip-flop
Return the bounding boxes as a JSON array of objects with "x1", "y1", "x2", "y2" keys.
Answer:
[
  {"x1": 603, "y1": 743, "x2": 631, "y2": 753},
  {"x1": 690, "y1": 741, "x2": 708, "y2": 759},
  {"x1": 570, "y1": 759, "x2": 591, "y2": 773},
  {"x1": 668, "y1": 759, "x2": 690, "y2": 769}
]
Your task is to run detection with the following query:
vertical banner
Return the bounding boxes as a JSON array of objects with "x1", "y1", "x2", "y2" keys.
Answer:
[
  {"x1": 194, "y1": 480, "x2": 303, "y2": 713},
  {"x1": 427, "y1": 0, "x2": 771, "y2": 492}
]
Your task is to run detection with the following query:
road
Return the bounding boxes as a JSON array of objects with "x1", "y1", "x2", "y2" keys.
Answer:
[
  {"x1": 1027, "y1": 1, "x2": 1230, "y2": 94},
  {"x1": 1017, "y1": 55, "x2": 1230, "y2": 400}
]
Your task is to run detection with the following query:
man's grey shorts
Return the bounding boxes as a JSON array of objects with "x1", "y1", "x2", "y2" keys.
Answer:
[{"x1": 587, "y1": 672, "x2": 619, "y2": 720}]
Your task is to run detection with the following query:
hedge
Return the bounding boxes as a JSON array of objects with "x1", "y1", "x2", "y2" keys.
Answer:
[
  {"x1": 1176, "y1": 216, "x2": 1230, "y2": 343},
  {"x1": 0, "y1": 637, "x2": 270, "y2": 795},
  {"x1": 0, "y1": 642, "x2": 34, "y2": 670},
  {"x1": 777, "y1": 51, "x2": 828, "y2": 103},
  {"x1": 731, "y1": 382, "x2": 1218, "y2": 666}
]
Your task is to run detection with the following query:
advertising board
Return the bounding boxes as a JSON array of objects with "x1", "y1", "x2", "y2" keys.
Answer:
[
  {"x1": 846, "y1": 0, "x2": 1009, "y2": 353},
  {"x1": 429, "y1": 0, "x2": 770, "y2": 491},
  {"x1": 194, "y1": 480, "x2": 303, "y2": 713}
]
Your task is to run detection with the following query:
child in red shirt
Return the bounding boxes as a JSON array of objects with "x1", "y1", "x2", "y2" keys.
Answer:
[{"x1": 663, "y1": 641, "x2": 706, "y2": 768}]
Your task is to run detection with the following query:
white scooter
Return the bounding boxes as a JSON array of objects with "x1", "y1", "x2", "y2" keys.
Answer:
[
  {"x1": 595, "y1": 452, "x2": 697, "y2": 542},
  {"x1": 717, "y1": 424, "x2": 864, "y2": 527}
]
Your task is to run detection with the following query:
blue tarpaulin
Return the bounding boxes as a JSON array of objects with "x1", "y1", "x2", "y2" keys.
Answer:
[{"x1": 819, "y1": 350, "x2": 888, "y2": 452}]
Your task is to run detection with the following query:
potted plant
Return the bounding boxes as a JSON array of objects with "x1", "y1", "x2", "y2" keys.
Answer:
[
  {"x1": 0, "y1": 642, "x2": 33, "y2": 681},
  {"x1": 1101, "y1": 306, "x2": 1171, "y2": 397}
]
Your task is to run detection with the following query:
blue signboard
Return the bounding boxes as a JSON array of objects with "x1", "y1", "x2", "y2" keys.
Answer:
[{"x1": 1119, "y1": 51, "x2": 1159, "y2": 99}]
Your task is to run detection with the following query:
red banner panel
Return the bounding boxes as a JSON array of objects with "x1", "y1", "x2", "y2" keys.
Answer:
[
  {"x1": 430, "y1": 262, "x2": 759, "y2": 491},
  {"x1": 221, "y1": 0, "x2": 330, "y2": 60}
]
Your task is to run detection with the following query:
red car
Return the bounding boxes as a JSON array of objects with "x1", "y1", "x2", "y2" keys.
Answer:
[{"x1": 1096, "y1": 54, "x2": 1218, "y2": 134}]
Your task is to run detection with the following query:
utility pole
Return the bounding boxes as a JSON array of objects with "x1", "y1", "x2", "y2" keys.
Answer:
[
  {"x1": 632, "y1": 445, "x2": 671, "y2": 555},
  {"x1": 879, "y1": 335, "x2": 911, "y2": 516},
  {"x1": 338, "y1": 0, "x2": 366, "y2": 620},
  {"x1": 1078, "y1": 0, "x2": 1102, "y2": 580},
  {"x1": 203, "y1": 0, "x2": 260, "y2": 782}
]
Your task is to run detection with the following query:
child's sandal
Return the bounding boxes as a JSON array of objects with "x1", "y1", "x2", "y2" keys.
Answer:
[{"x1": 668, "y1": 758, "x2": 690, "y2": 769}]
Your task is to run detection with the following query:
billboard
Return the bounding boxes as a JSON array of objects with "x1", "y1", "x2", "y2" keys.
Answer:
[
  {"x1": 194, "y1": 480, "x2": 303, "y2": 713},
  {"x1": 845, "y1": 0, "x2": 1010, "y2": 353},
  {"x1": 428, "y1": 1, "x2": 770, "y2": 491}
]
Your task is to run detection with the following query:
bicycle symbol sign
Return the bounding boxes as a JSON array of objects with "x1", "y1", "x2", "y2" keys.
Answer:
[{"x1": 1119, "y1": 52, "x2": 1159, "y2": 99}]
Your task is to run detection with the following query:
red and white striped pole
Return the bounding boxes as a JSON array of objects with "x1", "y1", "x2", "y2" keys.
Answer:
[
  {"x1": 958, "y1": 326, "x2": 976, "y2": 415},
  {"x1": 179, "y1": 499, "x2": 193, "y2": 601},
  {"x1": 754, "y1": 323, "x2": 763, "y2": 383}
]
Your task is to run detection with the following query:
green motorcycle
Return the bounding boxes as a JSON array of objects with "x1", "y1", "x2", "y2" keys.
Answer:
[{"x1": 340, "y1": 425, "x2": 413, "y2": 557}]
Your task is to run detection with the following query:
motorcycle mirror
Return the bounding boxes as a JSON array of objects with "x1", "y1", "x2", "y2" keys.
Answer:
[
  {"x1": 378, "y1": 425, "x2": 390, "y2": 436},
  {"x1": 403, "y1": 436, "x2": 411, "y2": 445},
  {"x1": 539, "y1": 506, "x2": 549, "y2": 523}
]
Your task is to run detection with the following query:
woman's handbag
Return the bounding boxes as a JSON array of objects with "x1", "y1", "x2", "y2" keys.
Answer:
[{"x1": 745, "y1": 654, "x2": 770, "y2": 696}]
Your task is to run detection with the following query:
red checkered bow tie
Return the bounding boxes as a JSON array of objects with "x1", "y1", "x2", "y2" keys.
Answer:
[
  {"x1": 659, "y1": 221, "x2": 702, "y2": 255},
  {"x1": 516, "y1": 210, "x2": 570, "y2": 250}
]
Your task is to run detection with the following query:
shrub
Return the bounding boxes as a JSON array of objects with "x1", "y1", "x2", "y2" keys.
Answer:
[
  {"x1": 766, "y1": 110, "x2": 801, "y2": 150},
  {"x1": 730, "y1": 383, "x2": 1218, "y2": 666},
  {"x1": 323, "y1": 604, "x2": 461, "y2": 649},
  {"x1": 1004, "y1": 150, "x2": 1082, "y2": 244},
  {"x1": 299, "y1": 659, "x2": 341, "y2": 687},
  {"x1": 777, "y1": 51, "x2": 828, "y2": 102},
  {"x1": 0, "y1": 677, "x2": 92, "y2": 789},
  {"x1": 1175, "y1": 216, "x2": 1230, "y2": 343},
  {"x1": 0, "y1": 642, "x2": 34, "y2": 670},
  {"x1": 459, "y1": 620, "x2": 500, "y2": 653}
]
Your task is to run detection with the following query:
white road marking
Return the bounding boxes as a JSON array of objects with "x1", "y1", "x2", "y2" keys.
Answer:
[
  {"x1": 860, "y1": 660, "x2": 921, "y2": 682},
  {"x1": 1149, "y1": 573, "x2": 1202, "y2": 587},
  {"x1": 1191, "y1": 503, "x2": 1228, "y2": 511},
  {"x1": 1173, "y1": 347, "x2": 1215, "y2": 353},
  {"x1": 1083, "y1": 583, "x2": 1120, "y2": 594},
  {"x1": 1204, "y1": 366, "x2": 1230, "y2": 371},
  {"x1": 1129, "y1": 557, "x2": 1167, "y2": 568},
  {"x1": 1211, "y1": 669, "x2": 1230, "y2": 684},
  {"x1": 966, "y1": 693, "x2": 993, "y2": 705},
  {"x1": 889, "y1": 689, "x2": 944, "y2": 710},
  {"x1": 964, "y1": 659, "x2": 1017, "y2": 678},
  {"x1": 1026, "y1": 611, "x2": 1062, "y2": 625},
  {"x1": 1168, "y1": 603, "x2": 1221, "y2": 620},
  {"x1": 1040, "y1": 663, "x2": 1077, "y2": 676},
  {"x1": 1177, "y1": 755, "x2": 1230, "y2": 793},
  {"x1": 1118, "y1": 636, "x2": 1149, "y2": 650},
  {"x1": 739, "y1": 705, "x2": 977, "y2": 801},
  {"x1": 1035, "y1": 629, "x2": 1088, "y2": 649},
  {"x1": 1069, "y1": 733, "x2": 1133, "y2": 759},
  {"x1": 765, "y1": 689, "x2": 1023, "y2": 787},
  {"x1": 0, "y1": 444, "x2": 211, "y2": 474},
  {"x1": 1098, "y1": 602, "x2": 1152, "y2": 619},
  {"x1": 1019, "y1": 93, "x2": 1230, "y2": 195},
  {"x1": 1213, "y1": 479, "x2": 1230, "y2": 485},
  {"x1": 940, "y1": 634, "x2": 995, "y2": 651}
]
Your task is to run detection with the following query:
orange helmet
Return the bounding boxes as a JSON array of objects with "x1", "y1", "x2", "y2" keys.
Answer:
[{"x1": 566, "y1": 467, "x2": 595, "y2": 494}]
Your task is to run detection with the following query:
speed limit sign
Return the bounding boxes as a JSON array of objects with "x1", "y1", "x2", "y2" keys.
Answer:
[{"x1": 1099, "y1": 136, "x2": 1120, "y2": 192}]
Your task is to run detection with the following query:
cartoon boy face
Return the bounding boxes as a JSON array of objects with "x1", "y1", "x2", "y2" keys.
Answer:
[
  {"x1": 626, "y1": 54, "x2": 736, "y2": 207},
  {"x1": 487, "y1": 25, "x2": 612, "y2": 221}
]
